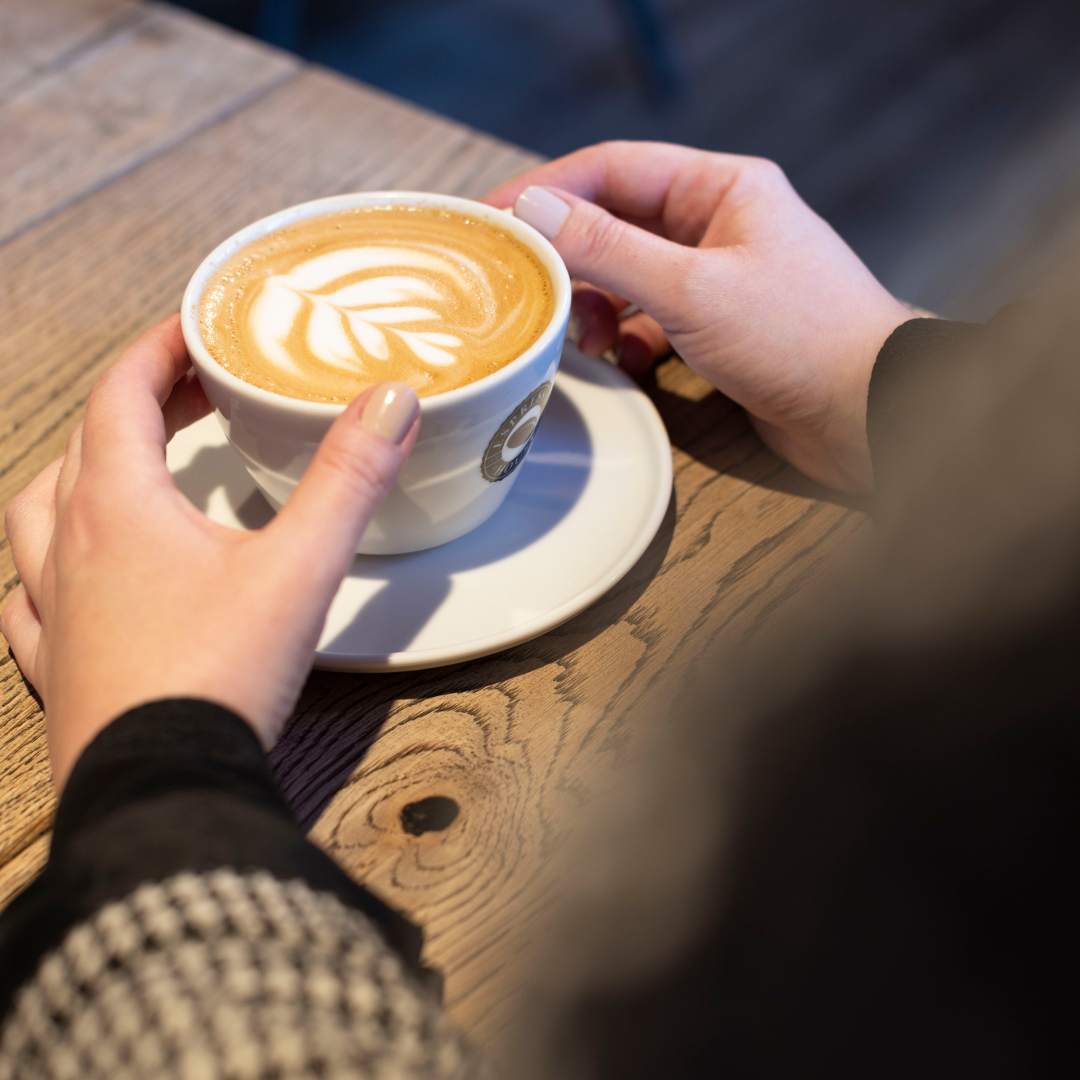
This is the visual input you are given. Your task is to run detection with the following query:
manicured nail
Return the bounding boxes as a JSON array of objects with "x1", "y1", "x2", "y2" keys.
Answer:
[
  {"x1": 514, "y1": 186, "x2": 570, "y2": 239},
  {"x1": 359, "y1": 382, "x2": 419, "y2": 444}
]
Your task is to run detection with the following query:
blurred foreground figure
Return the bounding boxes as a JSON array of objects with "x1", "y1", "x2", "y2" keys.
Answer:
[{"x1": 505, "y1": 212, "x2": 1080, "y2": 1080}]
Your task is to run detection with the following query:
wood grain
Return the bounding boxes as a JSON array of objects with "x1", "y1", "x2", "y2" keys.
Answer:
[
  {"x1": 0, "y1": 1, "x2": 297, "y2": 243},
  {"x1": 0, "y1": 16, "x2": 864, "y2": 1044},
  {"x1": 0, "y1": 652, "x2": 50, "y2": 869},
  {"x1": 0, "y1": 0, "x2": 137, "y2": 96}
]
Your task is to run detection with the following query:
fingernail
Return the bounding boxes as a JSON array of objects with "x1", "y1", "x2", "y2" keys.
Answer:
[
  {"x1": 568, "y1": 313, "x2": 583, "y2": 344},
  {"x1": 359, "y1": 382, "x2": 419, "y2": 444},
  {"x1": 514, "y1": 186, "x2": 570, "y2": 239}
]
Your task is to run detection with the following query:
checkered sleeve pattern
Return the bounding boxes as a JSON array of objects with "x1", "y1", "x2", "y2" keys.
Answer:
[{"x1": 0, "y1": 868, "x2": 474, "y2": 1078}]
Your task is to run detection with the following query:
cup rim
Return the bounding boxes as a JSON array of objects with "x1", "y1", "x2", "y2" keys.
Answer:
[{"x1": 180, "y1": 191, "x2": 572, "y2": 417}]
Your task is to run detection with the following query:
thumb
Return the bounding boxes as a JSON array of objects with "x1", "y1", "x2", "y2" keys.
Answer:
[
  {"x1": 269, "y1": 382, "x2": 419, "y2": 580},
  {"x1": 514, "y1": 185, "x2": 692, "y2": 323}
]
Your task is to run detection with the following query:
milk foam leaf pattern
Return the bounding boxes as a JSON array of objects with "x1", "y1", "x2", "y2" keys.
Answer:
[
  {"x1": 355, "y1": 306, "x2": 443, "y2": 325},
  {"x1": 326, "y1": 276, "x2": 441, "y2": 307},
  {"x1": 345, "y1": 313, "x2": 390, "y2": 361},
  {"x1": 393, "y1": 331, "x2": 456, "y2": 367},
  {"x1": 252, "y1": 245, "x2": 479, "y2": 375},
  {"x1": 307, "y1": 299, "x2": 358, "y2": 369}
]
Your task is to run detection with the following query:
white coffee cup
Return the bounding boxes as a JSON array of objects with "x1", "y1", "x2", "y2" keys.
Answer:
[{"x1": 181, "y1": 191, "x2": 572, "y2": 554}]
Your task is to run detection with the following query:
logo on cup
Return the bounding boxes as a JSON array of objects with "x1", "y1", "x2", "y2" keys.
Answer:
[{"x1": 481, "y1": 382, "x2": 553, "y2": 483}]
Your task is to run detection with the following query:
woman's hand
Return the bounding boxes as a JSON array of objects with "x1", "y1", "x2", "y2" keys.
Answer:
[
  {"x1": 0, "y1": 316, "x2": 419, "y2": 788},
  {"x1": 486, "y1": 141, "x2": 912, "y2": 493}
]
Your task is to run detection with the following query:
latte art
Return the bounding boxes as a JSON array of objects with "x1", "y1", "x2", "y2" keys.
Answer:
[
  {"x1": 253, "y1": 246, "x2": 485, "y2": 373},
  {"x1": 199, "y1": 207, "x2": 554, "y2": 401}
]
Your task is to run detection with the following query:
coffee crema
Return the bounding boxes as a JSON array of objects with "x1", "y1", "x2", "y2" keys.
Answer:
[{"x1": 198, "y1": 206, "x2": 555, "y2": 402}]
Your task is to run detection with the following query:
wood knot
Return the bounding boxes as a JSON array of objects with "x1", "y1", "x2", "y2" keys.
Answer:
[{"x1": 400, "y1": 796, "x2": 460, "y2": 836}]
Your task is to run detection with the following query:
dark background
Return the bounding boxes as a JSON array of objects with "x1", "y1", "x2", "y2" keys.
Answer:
[{"x1": 173, "y1": 0, "x2": 1080, "y2": 317}]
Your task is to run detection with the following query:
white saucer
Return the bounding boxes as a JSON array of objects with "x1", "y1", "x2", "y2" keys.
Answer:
[{"x1": 166, "y1": 347, "x2": 673, "y2": 671}]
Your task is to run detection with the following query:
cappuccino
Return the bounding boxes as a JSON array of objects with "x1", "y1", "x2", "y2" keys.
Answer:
[{"x1": 198, "y1": 206, "x2": 554, "y2": 402}]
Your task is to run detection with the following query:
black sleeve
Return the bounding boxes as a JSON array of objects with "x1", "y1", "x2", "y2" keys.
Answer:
[
  {"x1": 866, "y1": 316, "x2": 988, "y2": 495},
  {"x1": 0, "y1": 699, "x2": 425, "y2": 1020}
]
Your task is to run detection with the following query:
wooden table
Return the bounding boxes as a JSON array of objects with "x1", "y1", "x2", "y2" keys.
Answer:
[{"x1": 0, "y1": 0, "x2": 863, "y2": 1043}]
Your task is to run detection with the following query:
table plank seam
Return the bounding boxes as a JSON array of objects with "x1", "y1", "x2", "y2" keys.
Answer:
[
  {"x1": 0, "y1": 64, "x2": 302, "y2": 250},
  {"x1": 1, "y1": 4, "x2": 145, "y2": 101}
]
